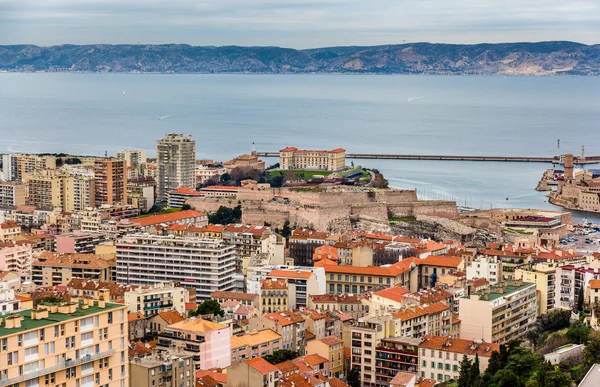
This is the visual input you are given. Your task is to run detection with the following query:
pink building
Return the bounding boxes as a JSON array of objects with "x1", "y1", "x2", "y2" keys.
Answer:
[
  {"x1": 55, "y1": 231, "x2": 108, "y2": 254},
  {"x1": 0, "y1": 242, "x2": 32, "y2": 280},
  {"x1": 159, "y1": 318, "x2": 231, "y2": 369}
]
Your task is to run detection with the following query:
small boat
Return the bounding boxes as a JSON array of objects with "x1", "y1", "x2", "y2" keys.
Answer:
[{"x1": 122, "y1": 91, "x2": 126, "y2": 95}]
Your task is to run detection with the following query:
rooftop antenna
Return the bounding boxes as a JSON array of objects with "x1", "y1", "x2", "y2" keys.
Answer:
[
  {"x1": 105, "y1": 150, "x2": 108, "y2": 158},
  {"x1": 557, "y1": 139, "x2": 560, "y2": 151}
]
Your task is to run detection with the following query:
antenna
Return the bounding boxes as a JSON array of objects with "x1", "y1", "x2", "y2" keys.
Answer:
[
  {"x1": 105, "y1": 150, "x2": 108, "y2": 158},
  {"x1": 557, "y1": 139, "x2": 560, "y2": 150}
]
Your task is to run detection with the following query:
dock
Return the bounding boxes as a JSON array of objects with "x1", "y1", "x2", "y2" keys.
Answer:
[{"x1": 257, "y1": 152, "x2": 600, "y2": 164}]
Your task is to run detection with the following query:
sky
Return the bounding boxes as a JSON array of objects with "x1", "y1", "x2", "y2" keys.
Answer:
[{"x1": 0, "y1": 0, "x2": 599, "y2": 48}]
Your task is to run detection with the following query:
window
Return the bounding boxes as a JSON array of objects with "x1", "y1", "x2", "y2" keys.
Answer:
[
  {"x1": 39, "y1": 329, "x2": 45, "y2": 341},
  {"x1": 422, "y1": 360, "x2": 426, "y2": 367},
  {"x1": 18, "y1": 334, "x2": 23, "y2": 346},
  {"x1": 81, "y1": 362, "x2": 94, "y2": 376},
  {"x1": 453, "y1": 365, "x2": 459, "y2": 372},
  {"x1": 108, "y1": 369, "x2": 113, "y2": 380},
  {"x1": 54, "y1": 326, "x2": 59, "y2": 338},
  {"x1": 108, "y1": 312, "x2": 113, "y2": 324},
  {"x1": 81, "y1": 332, "x2": 94, "y2": 346},
  {"x1": 445, "y1": 364, "x2": 450, "y2": 370},
  {"x1": 1, "y1": 338, "x2": 6, "y2": 351}
]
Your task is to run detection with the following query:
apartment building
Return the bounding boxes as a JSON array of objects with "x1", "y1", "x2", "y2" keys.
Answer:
[
  {"x1": 554, "y1": 262, "x2": 600, "y2": 310},
  {"x1": 466, "y1": 255, "x2": 502, "y2": 285},
  {"x1": 127, "y1": 182, "x2": 155, "y2": 212},
  {"x1": 392, "y1": 302, "x2": 454, "y2": 339},
  {"x1": 129, "y1": 349, "x2": 194, "y2": 387},
  {"x1": 306, "y1": 336, "x2": 344, "y2": 378},
  {"x1": 123, "y1": 281, "x2": 191, "y2": 317},
  {"x1": 157, "y1": 134, "x2": 196, "y2": 201},
  {"x1": 231, "y1": 329, "x2": 283, "y2": 364},
  {"x1": 418, "y1": 336, "x2": 499, "y2": 383},
  {"x1": 32, "y1": 252, "x2": 116, "y2": 286},
  {"x1": 515, "y1": 262, "x2": 560, "y2": 314},
  {"x1": 308, "y1": 294, "x2": 368, "y2": 320},
  {"x1": 1, "y1": 153, "x2": 20, "y2": 181},
  {"x1": 195, "y1": 165, "x2": 227, "y2": 185},
  {"x1": 420, "y1": 256, "x2": 463, "y2": 289},
  {"x1": 259, "y1": 279, "x2": 290, "y2": 314},
  {"x1": 0, "y1": 299, "x2": 128, "y2": 387},
  {"x1": 0, "y1": 221, "x2": 21, "y2": 243},
  {"x1": 116, "y1": 234, "x2": 238, "y2": 301},
  {"x1": 288, "y1": 230, "x2": 340, "y2": 266},
  {"x1": 158, "y1": 318, "x2": 231, "y2": 369},
  {"x1": 0, "y1": 281, "x2": 21, "y2": 313},
  {"x1": 55, "y1": 231, "x2": 110, "y2": 254},
  {"x1": 0, "y1": 181, "x2": 26, "y2": 207},
  {"x1": 228, "y1": 357, "x2": 280, "y2": 387},
  {"x1": 17, "y1": 154, "x2": 57, "y2": 181},
  {"x1": 25, "y1": 169, "x2": 72, "y2": 211},
  {"x1": 324, "y1": 258, "x2": 421, "y2": 294},
  {"x1": 588, "y1": 279, "x2": 600, "y2": 305},
  {"x1": 211, "y1": 291, "x2": 259, "y2": 309},
  {"x1": 332, "y1": 241, "x2": 374, "y2": 267},
  {"x1": 129, "y1": 210, "x2": 207, "y2": 232},
  {"x1": 0, "y1": 242, "x2": 33, "y2": 280},
  {"x1": 279, "y1": 147, "x2": 346, "y2": 171},
  {"x1": 94, "y1": 158, "x2": 127, "y2": 206},
  {"x1": 249, "y1": 311, "x2": 306, "y2": 353},
  {"x1": 459, "y1": 280, "x2": 537, "y2": 344},
  {"x1": 117, "y1": 150, "x2": 147, "y2": 171},
  {"x1": 375, "y1": 337, "x2": 421, "y2": 385}
]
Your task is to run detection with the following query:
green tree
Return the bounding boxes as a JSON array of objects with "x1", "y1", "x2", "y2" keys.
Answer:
[
  {"x1": 458, "y1": 355, "x2": 472, "y2": 387},
  {"x1": 263, "y1": 350, "x2": 299, "y2": 365},
  {"x1": 208, "y1": 205, "x2": 242, "y2": 224},
  {"x1": 270, "y1": 175, "x2": 285, "y2": 188},
  {"x1": 470, "y1": 354, "x2": 481, "y2": 385},
  {"x1": 220, "y1": 173, "x2": 231, "y2": 184},
  {"x1": 281, "y1": 220, "x2": 291, "y2": 239},
  {"x1": 544, "y1": 367, "x2": 573, "y2": 387},
  {"x1": 189, "y1": 300, "x2": 224, "y2": 318},
  {"x1": 347, "y1": 367, "x2": 361, "y2": 387},
  {"x1": 181, "y1": 203, "x2": 191, "y2": 211},
  {"x1": 490, "y1": 369, "x2": 519, "y2": 387},
  {"x1": 485, "y1": 350, "x2": 504, "y2": 377},
  {"x1": 567, "y1": 320, "x2": 591, "y2": 344},
  {"x1": 583, "y1": 337, "x2": 600, "y2": 364},
  {"x1": 577, "y1": 287, "x2": 585, "y2": 312}
]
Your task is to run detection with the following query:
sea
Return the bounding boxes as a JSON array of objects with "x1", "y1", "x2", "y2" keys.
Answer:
[{"x1": 1, "y1": 73, "x2": 599, "y2": 221}]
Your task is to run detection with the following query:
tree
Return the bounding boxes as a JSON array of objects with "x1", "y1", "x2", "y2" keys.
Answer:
[
  {"x1": 220, "y1": 173, "x2": 231, "y2": 184},
  {"x1": 270, "y1": 175, "x2": 285, "y2": 188},
  {"x1": 208, "y1": 205, "x2": 242, "y2": 224},
  {"x1": 347, "y1": 367, "x2": 361, "y2": 387},
  {"x1": 263, "y1": 350, "x2": 299, "y2": 365},
  {"x1": 567, "y1": 320, "x2": 591, "y2": 344},
  {"x1": 577, "y1": 287, "x2": 585, "y2": 312},
  {"x1": 490, "y1": 369, "x2": 519, "y2": 387},
  {"x1": 281, "y1": 220, "x2": 291, "y2": 239},
  {"x1": 458, "y1": 355, "x2": 472, "y2": 387},
  {"x1": 470, "y1": 354, "x2": 481, "y2": 384},
  {"x1": 181, "y1": 203, "x2": 191, "y2": 211},
  {"x1": 584, "y1": 337, "x2": 600, "y2": 365},
  {"x1": 189, "y1": 300, "x2": 224, "y2": 318}
]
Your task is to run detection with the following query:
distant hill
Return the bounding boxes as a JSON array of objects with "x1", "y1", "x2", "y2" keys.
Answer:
[{"x1": 0, "y1": 42, "x2": 599, "y2": 75}]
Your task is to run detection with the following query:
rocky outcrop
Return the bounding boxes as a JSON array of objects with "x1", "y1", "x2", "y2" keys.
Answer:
[{"x1": 1, "y1": 41, "x2": 598, "y2": 75}]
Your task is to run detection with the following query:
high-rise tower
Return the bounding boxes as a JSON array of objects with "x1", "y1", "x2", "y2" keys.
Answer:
[{"x1": 156, "y1": 134, "x2": 196, "y2": 201}]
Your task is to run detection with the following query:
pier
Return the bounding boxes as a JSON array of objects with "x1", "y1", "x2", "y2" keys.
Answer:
[{"x1": 257, "y1": 152, "x2": 600, "y2": 164}]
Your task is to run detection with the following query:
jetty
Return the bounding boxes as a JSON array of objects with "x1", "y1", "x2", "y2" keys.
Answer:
[{"x1": 256, "y1": 152, "x2": 600, "y2": 164}]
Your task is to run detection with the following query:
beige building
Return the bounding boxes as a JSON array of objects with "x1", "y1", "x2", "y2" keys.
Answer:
[
  {"x1": 25, "y1": 169, "x2": 73, "y2": 211},
  {"x1": 224, "y1": 153, "x2": 266, "y2": 172},
  {"x1": 306, "y1": 336, "x2": 345, "y2": 378},
  {"x1": 0, "y1": 299, "x2": 128, "y2": 387},
  {"x1": 248, "y1": 311, "x2": 306, "y2": 353},
  {"x1": 308, "y1": 294, "x2": 368, "y2": 320},
  {"x1": 95, "y1": 158, "x2": 128, "y2": 206},
  {"x1": 230, "y1": 329, "x2": 283, "y2": 364},
  {"x1": 0, "y1": 221, "x2": 21, "y2": 243},
  {"x1": 32, "y1": 251, "x2": 116, "y2": 286},
  {"x1": 129, "y1": 349, "x2": 194, "y2": 387},
  {"x1": 333, "y1": 241, "x2": 373, "y2": 267},
  {"x1": 279, "y1": 147, "x2": 346, "y2": 171},
  {"x1": 418, "y1": 335, "x2": 499, "y2": 383},
  {"x1": 0, "y1": 181, "x2": 26, "y2": 207},
  {"x1": 124, "y1": 282, "x2": 191, "y2": 317},
  {"x1": 515, "y1": 262, "x2": 559, "y2": 314},
  {"x1": 17, "y1": 154, "x2": 56, "y2": 181},
  {"x1": 117, "y1": 150, "x2": 147, "y2": 171},
  {"x1": 157, "y1": 134, "x2": 196, "y2": 201},
  {"x1": 459, "y1": 280, "x2": 537, "y2": 344},
  {"x1": 228, "y1": 357, "x2": 280, "y2": 387},
  {"x1": 259, "y1": 278, "x2": 290, "y2": 314}
]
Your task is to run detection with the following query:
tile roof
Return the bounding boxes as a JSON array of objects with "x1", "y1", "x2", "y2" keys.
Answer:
[
  {"x1": 310, "y1": 294, "x2": 362, "y2": 304},
  {"x1": 590, "y1": 279, "x2": 600, "y2": 289},
  {"x1": 276, "y1": 360, "x2": 299, "y2": 374},
  {"x1": 185, "y1": 302, "x2": 198, "y2": 311},
  {"x1": 373, "y1": 286, "x2": 410, "y2": 303},
  {"x1": 329, "y1": 378, "x2": 351, "y2": 387},
  {"x1": 169, "y1": 186, "x2": 204, "y2": 196},
  {"x1": 390, "y1": 372, "x2": 417, "y2": 387},
  {"x1": 157, "y1": 311, "x2": 185, "y2": 325},
  {"x1": 132, "y1": 210, "x2": 205, "y2": 228},
  {"x1": 414, "y1": 288, "x2": 453, "y2": 304},
  {"x1": 211, "y1": 291, "x2": 258, "y2": 301},
  {"x1": 421, "y1": 256, "x2": 462, "y2": 268},
  {"x1": 261, "y1": 278, "x2": 288, "y2": 290},
  {"x1": 246, "y1": 357, "x2": 279, "y2": 374},
  {"x1": 318, "y1": 336, "x2": 343, "y2": 346},
  {"x1": 392, "y1": 302, "x2": 449, "y2": 320},
  {"x1": 195, "y1": 370, "x2": 227, "y2": 384},
  {"x1": 313, "y1": 245, "x2": 338, "y2": 261},
  {"x1": 417, "y1": 378, "x2": 438, "y2": 387},
  {"x1": 314, "y1": 259, "x2": 338, "y2": 267},
  {"x1": 269, "y1": 269, "x2": 313, "y2": 279},
  {"x1": 298, "y1": 353, "x2": 328, "y2": 366},
  {"x1": 128, "y1": 312, "x2": 144, "y2": 321},
  {"x1": 324, "y1": 258, "x2": 421, "y2": 277},
  {"x1": 166, "y1": 318, "x2": 227, "y2": 333},
  {"x1": 418, "y1": 335, "x2": 499, "y2": 357},
  {"x1": 231, "y1": 329, "x2": 282, "y2": 348},
  {"x1": 263, "y1": 311, "x2": 304, "y2": 326},
  {"x1": 128, "y1": 340, "x2": 156, "y2": 357},
  {"x1": 35, "y1": 252, "x2": 115, "y2": 269}
]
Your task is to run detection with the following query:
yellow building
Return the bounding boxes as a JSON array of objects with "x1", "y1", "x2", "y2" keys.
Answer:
[
  {"x1": 32, "y1": 252, "x2": 116, "y2": 287},
  {"x1": 259, "y1": 278, "x2": 289, "y2": 314},
  {"x1": 26, "y1": 169, "x2": 74, "y2": 211},
  {"x1": 0, "y1": 181, "x2": 26, "y2": 207},
  {"x1": 332, "y1": 241, "x2": 373, "y2": 266},
  {"x1": 279, "y1": 147, "x2": 346, "y2": 171},
  {"x1": 0, "y1": 299, "x2": 128, "y2": 387},
  {"x1": 306, "y1": 336, "x2": 345, "y2": 378},
  {"x1": 515, "y1": 262, "x2": 559, "y2": 314},
  {"x1": 17, "y1": 154, "x2": 56, "y2": 182}
]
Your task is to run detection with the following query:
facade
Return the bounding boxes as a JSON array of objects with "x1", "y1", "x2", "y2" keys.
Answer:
[
  {"x1": 195, "y1": 165, "x2": 227, "y2": 185},
  {"x1": 157, "y1": 134, "x2": 196, "y2": 201},
  {"x1": 211, "y1": 291, "x2": 259, "y2": 309},
  {"x1": 231, "y1": 329, "x2": 283, "y2": 364},
  {"x1": 249, "y1": 312, "x2": 306, "y2": 353},
  {"x1": 55, "y1": 231, "x2": 110, "y2": 254},
  {"x1": 17, "y1": 154, "x2": 56, "y2": 181},
  {"x1": 0, "y1": 300, "x2": 128, "y2": 387},
  {"x1": 466, "y1": 256, "x2": 502, "y2": 285},
  {"x1": 0, "y1": 281, "x2": 21, "y2": 313},
  {"x1": 459, "y1": 280, "x2": 537, "y2": 344},
  {"x1": 32, "y1": 252, "x2": 116, "y2": 286},
  {"x1": 0, "y1": 242, "x2": 33, "y2": 280},
  {"x1": 0, "y1": 221, "x2": 21, "y2": 242},
  {"x1": 515, "y1": 262, "x2": 559, "y2": 314},
  {"x1": 117, "y1": 150, "x2": 147, "y2": 171},
  {"x1": 129, "y1": 210, "x2": 207, "y2": 232},
  {"x1": 158, "y1": 318, "x2": 231, "y2": 369},
  {"x1": 223, "y1": 154, "x2": 266, "y2": 172},
  {"x1": 116, "y1": 234, "x2": 238, "y2": 301},
  {"x1": 279, "y1": 147, "x2": 346, "y2": 171},
  {"x1": 95, "y1": 158, "x2": 128, "y2": 206},
  {"x1": 127, "y1": 182, "x2": 155, "y2": 212},
  {"x1": 25, "y1": 169, "x2": 73, "y2": 211},
  {"x1": 419, "y1": 256, "x2": 463, "y2": 289},
  {"x1": 259, "y1": 278, "x2": 290, "y2": 314},
  {"x1": 306, "y1": 336, "x2": 345, "y2": 378},
  {"x1": 129, "y1": 349, "x2": 194, "y2": 387},
  {"x1": 228, "y1": 358, "x2": 280, "y2": 387},
  {"x1": 375, "y1": 337, "x2": 420, "y2": 385},
  {"x1": 1, "y1": 153, "x2": 19, "y2": 181},
  {"x1": 554, "y1": 263, "x2": 600, "y2": 310},
  {"x1": 123, "y1": 282, "x2": 191, "y2": 317},
  {"x1": 308, "y1": 294, "x2": 368, "y2": 319},
  {"x1": 418, "y1": 336, "x2": 499, "y2": 383},
  {"x1": 0, "y1": 181, "x2": 26, "y2": 207}
]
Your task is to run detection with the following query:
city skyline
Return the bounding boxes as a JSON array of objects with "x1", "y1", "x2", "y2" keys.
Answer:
[{"x1": 1, "y1": 0, "x2": 599, "y2": 48}]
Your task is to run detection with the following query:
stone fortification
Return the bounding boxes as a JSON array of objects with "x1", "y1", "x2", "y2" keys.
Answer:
[{"x1": 187, "y1": 186, "x2": 458, "y2": 231}]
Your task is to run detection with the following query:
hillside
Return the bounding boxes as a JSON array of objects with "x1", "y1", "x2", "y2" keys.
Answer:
[{"x1": 0, "y1": 41, "x2": 598, "y2": 75}]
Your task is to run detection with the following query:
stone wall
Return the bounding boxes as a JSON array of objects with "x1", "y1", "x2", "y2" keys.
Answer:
[
  {"x1": 186, "y1": 197, "x2": 238, "y2": 213},
  {"x1": 387, "y1": 200, "x2": 459, "y2": 220}
]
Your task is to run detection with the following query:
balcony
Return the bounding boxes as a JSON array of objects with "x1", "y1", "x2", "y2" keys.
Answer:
[{"x1": 0, "y1": 349, "x2": 116, "y2": 387}]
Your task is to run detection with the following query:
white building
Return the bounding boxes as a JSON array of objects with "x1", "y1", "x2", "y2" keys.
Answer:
[
  {"x1": 157, "y1": 134, "x2": 196, "y2": 201},
  {"x1": 124, "y1": 281, "x2": 192, "y2": 317},
  {"x1": 0, "y1": 281, "x2": 21, "y2": 313},
  {"x1": 116, "y1": 234, "x2": 239, "y2": 301},
  {"x1": 117, "y1": 150, "x2": 147, "y2": 170},
  {"x1": 555, "y1": 262, "x2": 600, "y2": 310},
  {"x1": 466, "y1": 255, "x2": 502, "y2": 285},
  {"x1": 1, "y1": 154, "x2": 19, "y2": 181}
]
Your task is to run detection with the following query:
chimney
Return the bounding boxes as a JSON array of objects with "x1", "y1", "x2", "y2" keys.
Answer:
[{"x1": 5, "y1": 314, "x2": 24, "y2": 328}]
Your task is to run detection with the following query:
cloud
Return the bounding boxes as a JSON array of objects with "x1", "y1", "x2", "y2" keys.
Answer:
[{"x1": 0, "y1": 0, "x2": 598, "y2": 47}]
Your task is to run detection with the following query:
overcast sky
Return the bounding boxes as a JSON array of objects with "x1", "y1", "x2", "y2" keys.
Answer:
[{"x1": 1, "y1": 0, "x2": 598, "y2": 48}]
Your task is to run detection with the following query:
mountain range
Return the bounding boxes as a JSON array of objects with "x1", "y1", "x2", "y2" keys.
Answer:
[{"x1": 1, "y1": 41, "x2": 599, "y2": 75}]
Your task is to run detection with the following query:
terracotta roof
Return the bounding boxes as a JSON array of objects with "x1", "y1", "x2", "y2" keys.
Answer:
[
  {"x1": 167, "y1": 318, "x2": 226, "y2": 333},
  {"x1": 418, "y1": 378, "x2": 438, "y2": 387},
  {"x1": 276, "y1": 360, "x2": 299, "y2": 374},
  {"x1": 414, "y1": 288, "x2": 453, "y2": 304},
  {"x1": 128, "y1": 312, "x2": 144, "y2": 321},
  {"x1": 393, "y1": 302, "x2": 449, "y2": 320},
  {"x1": 231, "y1": 329, "x2": 282, "y2": 348},
  {"x1": 261, "y1": 278, "x2": 288, "y2": 290},
  {"x1": 246, "y1": 357, "x2": 278, "y2": 374},
  {"x1": 203, "y1": 224, "x2": 226, "y2": 233},
  {"x1": 211, "y1": 291, "x2": 258, "y2": 301},
  {"x1": 319, "y1": 336, "x2": 343, "y2": 346},
  {"x1": 132, "y1": 210, "x2": 205, "y2": 228},
  {"x1": 324, "y1": 257, "x2": 421, "y2": 276},
  {"x1": 200, "y1": 185, "x2": 238, "y2": 192},
  {"x1": 373, "y1": 286, "x2": 410, "y2": 303},
  {"x1": 157, "y1": 311, "x2": 185, "y2": 325},
  {"x1": 418, "y1": 335, "x2": 499, "y2": 357},
  {"x1": 35, "y1": 252, "x2": 115, "y2": 269},
  {"x1": 1, "y1": 221, "x2": 19, "y2": 229},
  {"x1": 169, "y1": 186, "x2": 204, "y2": 196},
  {"x1": 421, "y1": 256, "x2": 462, "y2": 268},
  {"x1": 196, "y1": 375, "x2": 219, "y2": 387},
  {"x1": 195, "y1": 370, "x2": 227, "y2": 384},
  {"x1": 314, "y1": 259, "x2": 338, "y2": 267},
  {"x1": 590, "y1": 279, "x2": 600, "y2": 289},
  {"x1": 471, "y1": 278, "x2": 489, "y2": 288},
  {"x1": 390, "y1": 372, "x2": 417, "y2": 387},
  {"x1": 313, "y1": 245, "x2": 338, "y2": 261},
  {"x1": 128, "y1": 340, "x2": 156, "y2": 357},
  {"x1": 185, "y1": 302, "x2": 198, "y2": 311},
  {"x1": 310, "y1": 294, "x2": 362, "y2": 304},
  {"x1": 68, "y1": 279, "x2": 136, "y2": 298},
  {"x1": 269, "y1": 269, "x2": 313, "y2": 279},
  {"x1": 298, "y1": 354, "x2": 328, "y2": 366},
  {"x1": 329, "y1": 378, "x2": 351, "y2": 387},
  {"x1": 263, "y1": 311, "x2": 304, "y2": 326}
]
